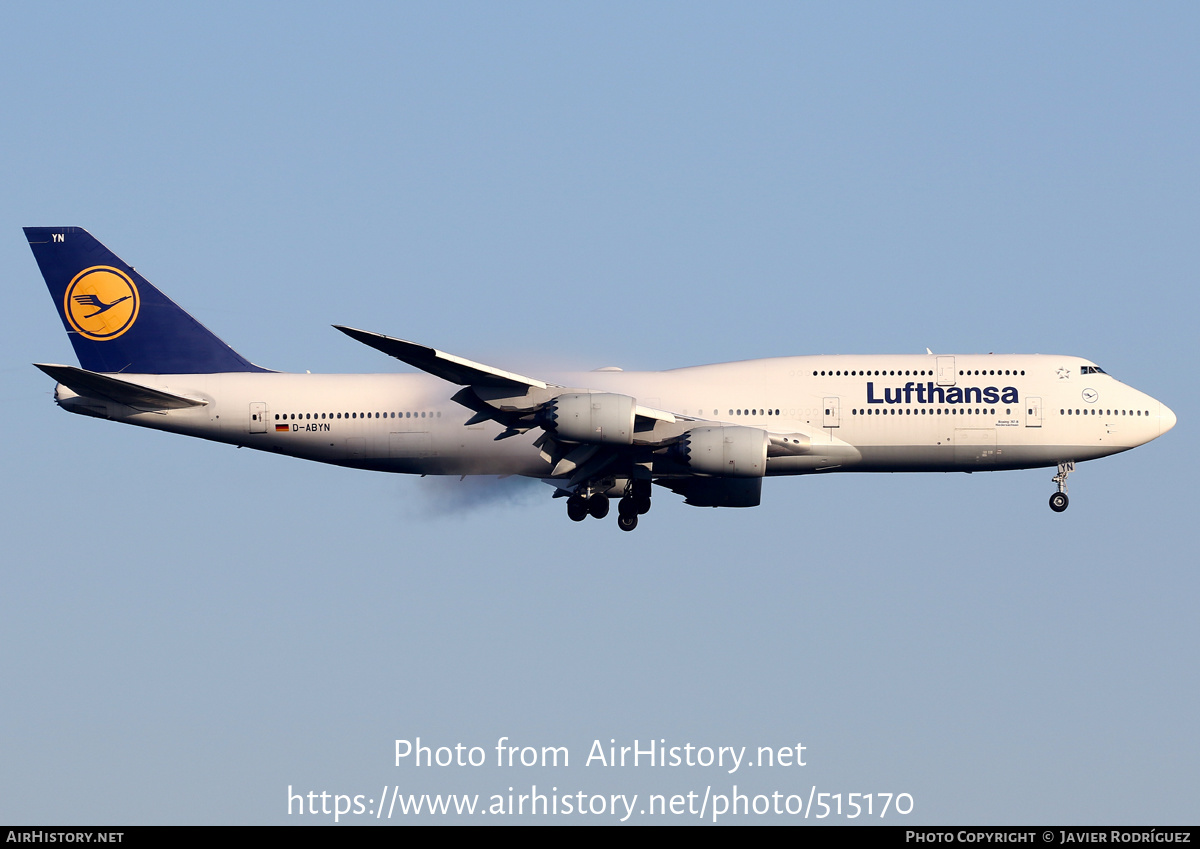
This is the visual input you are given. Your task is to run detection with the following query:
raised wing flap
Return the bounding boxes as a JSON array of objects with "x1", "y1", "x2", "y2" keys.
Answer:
[
  {"x1": 34, "y1": 364, "x2": 208, "y2": 409},
  {"x1": 635, "y1": 404, "x2": 677, "y2": 424},
  {"x1": 334, "y1": 326, "x2": 547, "y2": 390}
]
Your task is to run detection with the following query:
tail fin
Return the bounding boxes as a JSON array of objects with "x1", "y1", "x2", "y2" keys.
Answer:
[{"x1": 25, "y1": 227, "x2": 267, "y2": 374}]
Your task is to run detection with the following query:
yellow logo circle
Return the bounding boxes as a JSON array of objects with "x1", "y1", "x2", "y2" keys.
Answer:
[{"x1": 64, "y1": 266, "x2": 140, "y2": 341}]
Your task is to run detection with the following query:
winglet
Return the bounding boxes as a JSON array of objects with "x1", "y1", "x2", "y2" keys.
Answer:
[{"x1": 334, "y1": 325, "x2": 547, "y2": 390}]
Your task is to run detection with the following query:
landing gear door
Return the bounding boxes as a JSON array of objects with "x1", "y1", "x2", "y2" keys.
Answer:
[
  {"x1": 249, "y1": 402, "x2": 267, "y2": 434},
  {"x1": 823, "y1": 397, "x2": 841, "y2": 428},
  {"x1": 1026, "y1": 396, "x2": 1043, "y2": 428}
]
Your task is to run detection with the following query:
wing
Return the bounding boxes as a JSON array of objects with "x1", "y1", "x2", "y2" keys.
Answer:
[
  {"x1": 334, "y1": 325, "x2": 548, "y2": 390},
  {"x1": 335, "y1": 324, "x2": 678, "y2": 431},
  {"x1": 337, "y1": 327, "x2": 859, "y2": 508}
]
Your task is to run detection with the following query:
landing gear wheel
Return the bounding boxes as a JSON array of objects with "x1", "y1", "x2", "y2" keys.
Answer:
[
  {"x1": 587, "y1": 495, "x2": 610, "y2": 520},
  {"x1": 621, "y1": 480, "x2": 652, "y2": 516},
  {"x1": 1049, "y1": 461, "x2": 1074, "y2": 513},
  {"x1": 618, "y1": 513, "x2": 638, "y2": 532},
  {"x1": 566, "y1": 496, "x2": 587, "y2": 522}
]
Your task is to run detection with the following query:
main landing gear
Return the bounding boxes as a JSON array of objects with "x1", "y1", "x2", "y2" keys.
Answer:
[
  {"x1": 566, "y1": 480, "x2": 652, "y2": 530},
  {"x1": 616, "y1": 490, "x2": 650, "y2": 531},
  {"x1": 566, "y1": 493, "x2": 609, "y2": 521},
  {"x1": 1049, "y1": 461, "x2": 1074, "y2": 513}
]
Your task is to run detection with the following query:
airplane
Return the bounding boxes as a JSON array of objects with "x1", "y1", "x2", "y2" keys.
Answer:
[{"x1": 26, "y1": 227, "x2": 1176, "y2": 530}]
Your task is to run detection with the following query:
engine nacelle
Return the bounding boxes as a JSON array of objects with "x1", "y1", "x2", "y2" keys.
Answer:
[
  {"x1": 544, "y1": 393, "x2": 636, "y2": 444},
  {"x1": 675, "y1": 426, "x2": 768, "y2": 477}
]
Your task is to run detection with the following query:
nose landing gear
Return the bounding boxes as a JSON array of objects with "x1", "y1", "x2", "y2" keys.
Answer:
[{"x1": 1049, "y1": 461, "x2": 1074, "y2": 513}]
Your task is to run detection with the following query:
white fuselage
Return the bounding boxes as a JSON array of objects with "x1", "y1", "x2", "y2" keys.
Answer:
[{"x1": 54, "y1": 353, "x2": 1175, "y2": 479}]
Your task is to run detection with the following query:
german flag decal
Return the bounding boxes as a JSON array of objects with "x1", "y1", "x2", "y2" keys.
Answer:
[{"x1": 275, "y1": 424, "x2": 289, "y2": 433}]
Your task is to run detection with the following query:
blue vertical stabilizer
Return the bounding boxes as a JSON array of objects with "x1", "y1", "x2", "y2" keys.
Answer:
[{"x1": 25, "y1": 227, "x2": 268, "y2": 374}]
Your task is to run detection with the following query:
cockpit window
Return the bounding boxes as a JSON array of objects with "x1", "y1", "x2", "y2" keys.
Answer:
[{"x1": 1081, "y1": 365, "x2": 1108, "y2": 375}]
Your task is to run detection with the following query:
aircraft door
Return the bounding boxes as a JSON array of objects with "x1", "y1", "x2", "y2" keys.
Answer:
[
  {"x1": 953, "y1": 428, "x2": 997, "y2": 466},
  {"x1": 937, "y1": 357, "x2": 956, "y2": 386},
  {"x1": 249, "y1": 402, "x2": 267, "y2": 434},
  {"x1": 823, "y1": 397, "x2": 841, "y2": 428},
  {"x1": 1025, "y1": 396, "x2": 1043, "y2": 428},
  {"x1": 390, "y1": 432, "x2": 432, "y2": 458}
]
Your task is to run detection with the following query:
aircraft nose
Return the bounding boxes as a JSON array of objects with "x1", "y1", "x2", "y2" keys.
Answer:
[{"x1": 1159, "y1": 401, "x2": 1177, "y2": 436}]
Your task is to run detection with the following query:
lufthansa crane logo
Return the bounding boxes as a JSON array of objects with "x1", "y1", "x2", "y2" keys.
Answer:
[{"x1": 63, "y1": 266, "x2": 140, "y2": 341}]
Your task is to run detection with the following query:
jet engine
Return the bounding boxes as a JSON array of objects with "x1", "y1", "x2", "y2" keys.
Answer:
[
  {"x1": 542, "y1": 393, "x2": 636, "y2": 445},
  {"x1": 673, "y1": 426, "x2": 768, "y2": 477}
]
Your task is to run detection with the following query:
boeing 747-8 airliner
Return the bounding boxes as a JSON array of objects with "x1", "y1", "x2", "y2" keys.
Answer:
[{"x1": 26, "y1": 227, "x2": 1176, "y2": 530}]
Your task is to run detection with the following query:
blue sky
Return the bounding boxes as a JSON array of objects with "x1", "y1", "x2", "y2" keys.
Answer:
[{"x1": 2, "y1": 2, "x2": 1197, "y2": 824}]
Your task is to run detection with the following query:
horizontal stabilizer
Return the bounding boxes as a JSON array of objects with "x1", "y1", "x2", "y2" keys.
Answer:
[
  {"x1": 334, "y1": 326, "x2": 547, "y2": 390},
  {"x1": 34, "y1": 364, "x2": 208, "y2": 410}
]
